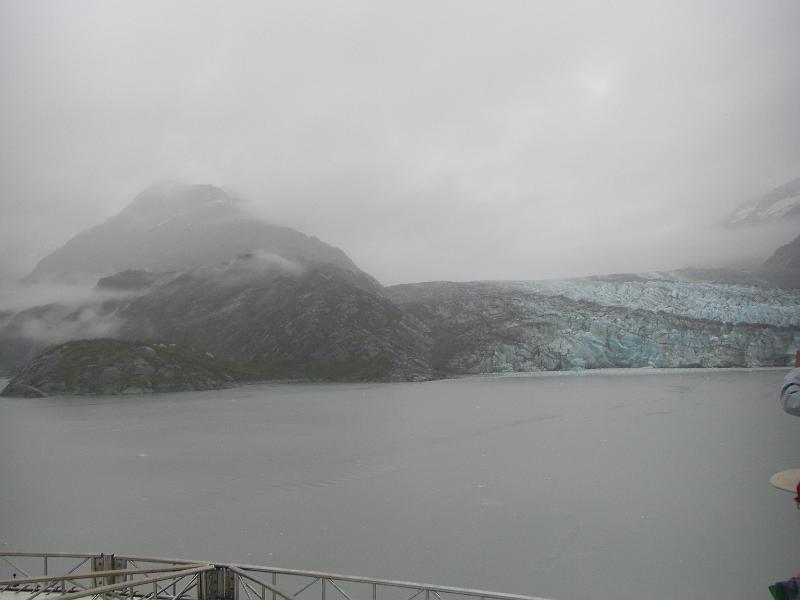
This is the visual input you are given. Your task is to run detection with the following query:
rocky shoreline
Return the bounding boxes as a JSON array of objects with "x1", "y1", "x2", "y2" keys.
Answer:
[{"x1": 0, "y1": 339, "x2": 239, "y2": 397}]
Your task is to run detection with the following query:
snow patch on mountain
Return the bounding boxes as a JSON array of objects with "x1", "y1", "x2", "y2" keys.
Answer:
[{"x1": 726, "y1": 176, "x2": 800, "y2": 226}]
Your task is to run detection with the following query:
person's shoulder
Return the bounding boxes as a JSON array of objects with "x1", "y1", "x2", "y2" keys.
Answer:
[{"x1": 784, "y1": 368, "x2": 800, "y2": 388}]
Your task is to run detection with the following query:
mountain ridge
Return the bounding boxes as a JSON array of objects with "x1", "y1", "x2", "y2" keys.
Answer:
[
  {"x1": 2, "y1": 182, "x2": 799, "y2": 392},
  {"x1": 25, "y1": 182, "x2": 363, "y2": 284}
]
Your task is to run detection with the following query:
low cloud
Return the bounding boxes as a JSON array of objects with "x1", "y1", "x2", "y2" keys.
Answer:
[
  {"x1": 205, "y1": 250, "x2": 307, "y2": 288},
  {"x1": 14, "y1": 304, "x2": 122, "y2": 345},
  {"x1": 244, "y1": 250, "x2": 306, "y2": 276},
  {"x1": 0, "y1": 282, "x2": 133, "y2": 313}
]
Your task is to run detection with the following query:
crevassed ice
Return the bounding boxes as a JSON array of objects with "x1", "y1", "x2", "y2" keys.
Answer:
[{"x1": 512, "y1": 278, "x2": 800, "y2": 327}]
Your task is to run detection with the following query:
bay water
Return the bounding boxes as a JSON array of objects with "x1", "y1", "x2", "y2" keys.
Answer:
[{"x1": 1, "y1": 369, "x2": 798, "y2": 600}]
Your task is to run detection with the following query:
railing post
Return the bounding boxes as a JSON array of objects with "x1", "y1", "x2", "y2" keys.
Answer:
[
  {"x1": 93, "y1": 554, "x2": 127, "y2": 587},
  {"x1": 92, "y1": 554, "x2": 104, "y2": 590},
  {"x1": 93, "y1": 554, "x2": 109, "y2": 600},
  {"x1": 200, "y1": 566, "x2": 238, "y2": 600}
]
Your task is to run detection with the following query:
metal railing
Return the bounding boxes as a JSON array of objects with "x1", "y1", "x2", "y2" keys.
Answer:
[{"x1": 0, "y1": 553, "x2": 554, "y2": 600}]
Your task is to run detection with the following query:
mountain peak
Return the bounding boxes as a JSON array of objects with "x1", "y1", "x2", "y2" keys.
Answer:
[
  {"x1": 118, "y1": 182, "x2": 237, "y2": 221},
  {"x1": 24, "y1": 183, "x2": 360, "y2": 284}
]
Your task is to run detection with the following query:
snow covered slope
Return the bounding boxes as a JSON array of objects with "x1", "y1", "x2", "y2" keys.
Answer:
[{"x1": 726, "y1": 176, "x2": 800, "y2": 226}]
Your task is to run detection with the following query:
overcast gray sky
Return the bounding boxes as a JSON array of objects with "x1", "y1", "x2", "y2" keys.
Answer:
[{"x1": 1, "y1": 0, "x2": 799, "y2": 285}]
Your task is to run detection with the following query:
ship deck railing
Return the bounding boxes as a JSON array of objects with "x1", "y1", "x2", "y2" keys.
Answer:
[{"x1": 0, "y1": 552, "x2": 554, "y2": 600}]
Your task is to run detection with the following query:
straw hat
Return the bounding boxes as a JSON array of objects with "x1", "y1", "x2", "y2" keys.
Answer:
[{"x1": 770, "y1": 469, "x2": 800, "y2": 492}]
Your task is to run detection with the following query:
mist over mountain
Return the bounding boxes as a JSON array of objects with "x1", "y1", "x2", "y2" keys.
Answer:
[
  {"x1": 2, "y1": 182, "x2": 799, "y2": 391},
  {"x1": 725, "y1": 175, "x2": 800, "y2": 227},
  {"x1": 761, "y1": 232, "x2": 800, "y2": 288},
  {"x1": 3, "y1": 183, "x2": 431, "y2": 381},
  {"x1": 25, "y1": 182, "x2": 361, "y2": 284}
]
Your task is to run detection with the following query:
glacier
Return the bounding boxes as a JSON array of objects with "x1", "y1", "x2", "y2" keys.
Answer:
[
  {"x1": 505, "y1": 275, "x2": 800, "y2": 327},
  {"x1": 389, "y1": 276, "x2": 800, "y2": 374}
]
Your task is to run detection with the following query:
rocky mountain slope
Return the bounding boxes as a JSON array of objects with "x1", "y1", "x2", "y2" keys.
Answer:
[
  {"x1": 2, "y1": 255, "x2": 434, "y2": 381},
  {"x1": 762, "y1": 233, "x2": 800, "y2": 288},
  {"x1": 111, "y1": 255, "x2": 433, "y2": 381},
  {"x1": 25, "y1": 182, "x2": 361, "y2": 283},
  {"x1": 1, "y1": 339, "x2": 239, "y2": 397}
]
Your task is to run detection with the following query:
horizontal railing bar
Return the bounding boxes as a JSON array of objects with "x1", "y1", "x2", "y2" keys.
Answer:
[
  {"x1": 111, "y1": 556, "x2": 204, "y2": 566},
  {"x1": 14, "y1": 569, "x2": 104, "y2": 600},
  {"x1": 41, "y1": 565, "x2": 214, "y2": 600},
  {"x1": 8, "y1": 577, "x2": 133, "y2": 600},
  {"x1": 15, "y1": 556, "x2": 94, "y2": 600},
  {"x1": 231, "y1": 565, "x2": 551, "y2": 600},
  {"x1": 0, "y1": 553, "x2": 102, "y2": 560},
  {"x1": 0, "y1": 563, "x2": 210, "y2": 586}
]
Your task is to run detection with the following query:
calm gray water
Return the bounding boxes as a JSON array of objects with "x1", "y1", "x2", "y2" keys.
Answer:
[{"x1": 1, "y1": 369, "x2": 799, "y2": 600}]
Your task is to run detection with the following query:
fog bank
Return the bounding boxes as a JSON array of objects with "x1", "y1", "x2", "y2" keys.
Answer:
[{"x1": 1, "y1": 1, "x2": 799, "y2": 284}]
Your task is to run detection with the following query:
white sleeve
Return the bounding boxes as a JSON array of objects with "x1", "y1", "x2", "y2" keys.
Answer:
[{"x1": 781, "y1": 369, "x2": 800, "y2": 416}]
